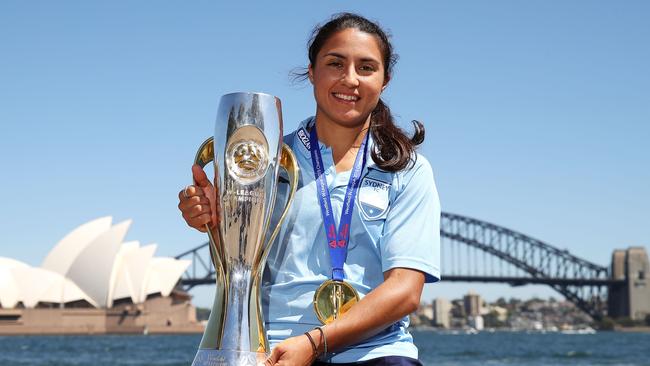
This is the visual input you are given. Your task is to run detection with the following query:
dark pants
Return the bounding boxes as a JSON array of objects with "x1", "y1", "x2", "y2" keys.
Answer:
[{"x1": 313, "y1": 356, "x2": 422, "y2": 366}]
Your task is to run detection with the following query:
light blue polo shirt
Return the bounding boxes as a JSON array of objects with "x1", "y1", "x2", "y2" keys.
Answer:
[{"x1": 262, "y1": 117, "x2": 440, "y2": 363}]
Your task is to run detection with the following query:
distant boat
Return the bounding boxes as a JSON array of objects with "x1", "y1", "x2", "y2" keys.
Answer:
[{"x1": 561, "y1": 327, "x2": 596, "y2": 334}]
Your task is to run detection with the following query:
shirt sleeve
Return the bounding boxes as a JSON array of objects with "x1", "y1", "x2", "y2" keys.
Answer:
[{"x1": 379, "y1": 155, "x2": 441, "y2": 283}]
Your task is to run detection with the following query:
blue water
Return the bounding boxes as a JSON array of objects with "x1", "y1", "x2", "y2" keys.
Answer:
[
  {"x1": 0, "y1": 331, "x2": 648, "y2": 366},
  {"x1": 413, "y1": 330, "x2": 650, "y2": 366}
]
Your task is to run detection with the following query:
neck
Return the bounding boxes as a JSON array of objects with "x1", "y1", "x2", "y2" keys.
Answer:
[{"x1": 314, "y1": 113, "x2": 370, "y2": 165}]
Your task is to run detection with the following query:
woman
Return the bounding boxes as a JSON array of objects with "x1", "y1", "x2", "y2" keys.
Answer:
[{"x1": 178, "y1": 13, "x2": 440, "y2": 366}]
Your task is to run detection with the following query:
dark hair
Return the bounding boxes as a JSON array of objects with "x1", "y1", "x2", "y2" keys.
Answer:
[{"x1": 295, "y1": 12, "x2": 425, "y2": 172}]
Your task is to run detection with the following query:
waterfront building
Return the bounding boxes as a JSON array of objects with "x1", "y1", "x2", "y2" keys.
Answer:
[
  {"x1": 420, "y1": 303, "x2": 434, "y2": 321},
  {"x1": 433, "y1": 297, "x2": 452, "y2": 328},
  {"x1": 0, "y1": 217, "x2": 202, "y2": 335},
  {"x1": 463, "y1": 291, "x2": 482, "y2": 317},
  {"x1": 488, "y1": 305, "x2": 508, "y2": 322}
]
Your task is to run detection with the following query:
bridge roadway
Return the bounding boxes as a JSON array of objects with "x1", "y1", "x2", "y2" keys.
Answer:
[
  {"x1": 176, "y1": 212, "x2": 644, "y2": 320},
  {"x1": 180, "y1": 275, "x2": 624, "y2": 288}
]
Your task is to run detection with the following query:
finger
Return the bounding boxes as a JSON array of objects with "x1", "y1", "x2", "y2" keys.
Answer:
[
  {"x1": 178, "y1": 186, "x2": 204, "y2": 204},
  {"x1": 264, "y1": 356, "x2": 274, "y2": 366},
  {"x1": 265, "y1": 348, "x2": 280, "y2": 366},
  {"x1": 190, "y1": 195, "x2": 211, "y2": 205},
  {"x1": 188, "y1": 204, "x2": 211, "y2": 218},
  {"x1": 187, "y1": 185, "x2": 206, "y2": 198},
  {"x1": 192, "y1": 164, "x2": 213, "y2": 189},
  {"x1": 178, "y1": 187, "x2": 190, "y2": 200},
  {"x1": 178, "y1": 195, "x2": 210, "y2": 210},
  {"x1": 182, "y1": 204, "x2": 211, "y2": 222},
  {"x1": 186, "y1": 214, "x2": 212, "y2": 231}
]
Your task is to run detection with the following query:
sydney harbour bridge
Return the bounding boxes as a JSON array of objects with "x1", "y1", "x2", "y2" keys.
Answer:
[{"x1": 175, "y1": 212, "x2": 648, "y2": 321}]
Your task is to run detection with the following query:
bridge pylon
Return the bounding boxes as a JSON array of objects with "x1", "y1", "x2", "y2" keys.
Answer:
[{"x1": 608, "y1": 247, "x2": 650, "y2": 321}]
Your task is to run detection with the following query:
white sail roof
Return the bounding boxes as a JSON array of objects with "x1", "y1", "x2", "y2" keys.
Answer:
[
  {"x1": 109, "y1": 241, "x2": 141, "y2": 304},
  {"x1": 41, "y1": 216, "x2": 112, "y2": 275},
  {"x1": 0, "y1": 268, "x2": 20, "y2": 308},
  {"x1": 144, "y1": 257, "x2": 191, "y2": 297},
  {"x1": 1, "y1": 218, "x2": 192, "y2": 309},
  {"x1": 65, "y1": 220, "x2": 131, "y2": 308},
  {"x1": 126, "y1": 244, "x2": 157, "y2": 303},
  {"x1": 0, "y1": 257, "x2": 29, "y2": 308},
  {"x1": 0, "y1": 257, "x2": 30, "y2": 269},
  {"x1": 10, "y1": 266, "x2": 96, "y2": 308}
]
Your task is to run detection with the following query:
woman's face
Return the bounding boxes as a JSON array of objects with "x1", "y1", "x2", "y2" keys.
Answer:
[{"x1": 309, "y1": 28, "x2": 388, "y2": 129}]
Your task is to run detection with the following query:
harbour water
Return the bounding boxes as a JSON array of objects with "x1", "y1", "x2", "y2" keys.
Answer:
[{"x1": 0, "y1": 330, "x2": 648, "y2": 366}]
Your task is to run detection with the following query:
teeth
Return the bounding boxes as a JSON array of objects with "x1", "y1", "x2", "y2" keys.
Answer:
[{"x1": 334, "y1": 93, "x2": 359, "y2": 101}]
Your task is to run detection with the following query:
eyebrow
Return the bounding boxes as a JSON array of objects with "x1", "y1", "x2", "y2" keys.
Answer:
[{"x1": 323, "y1": 52, "x2": 380, "y2": 64}]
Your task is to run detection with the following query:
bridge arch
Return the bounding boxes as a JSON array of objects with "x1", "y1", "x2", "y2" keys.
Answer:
[
  {"x1": 440, "y1": 212, "x2": 613, "y2": 319},
  {"x1": 176, "y1": 212, "x2": 620, "y2": 320}
]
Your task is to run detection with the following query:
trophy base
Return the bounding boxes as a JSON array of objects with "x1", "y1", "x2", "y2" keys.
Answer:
[{"x1": 192, "y1": 349, "x2": 268, "y2": 366}]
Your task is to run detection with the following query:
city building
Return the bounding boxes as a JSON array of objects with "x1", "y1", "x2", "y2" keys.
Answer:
[
  {"x1": 419, "y1": 303, "x2": 434, "y2": 321},
  {"x1": 487, "y1": 304, "x2": 508, "y2": 322},
  {"x1": 463, "y1": 290, "x2": 482, "y2": 316},
  {"x1": 0, "y1": 217, "x2": 202, "y2": 334},
  {"x1": 433, "y1": 297, "x2": 452, "y2": 328}
]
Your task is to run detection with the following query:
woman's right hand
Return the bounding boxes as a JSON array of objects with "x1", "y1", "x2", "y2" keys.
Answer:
[{"x1": 178, "y1": 164, "x2": 219, "y2": 232}]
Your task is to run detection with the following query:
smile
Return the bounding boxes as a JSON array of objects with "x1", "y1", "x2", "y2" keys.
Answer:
[{"x1": 333, "y1": 93, "x2": 359, "y2": 102}]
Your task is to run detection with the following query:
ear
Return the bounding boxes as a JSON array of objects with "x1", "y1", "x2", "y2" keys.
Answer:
[
  {"x1": 308, "y1": 64, "x2": 314, "y2": 84},
  {"x1": 382, "y1": 75, "x2": 390, "y2": 91}
]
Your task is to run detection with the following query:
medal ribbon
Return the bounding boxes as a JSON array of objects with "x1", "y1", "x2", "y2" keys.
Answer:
[{"x1": 306, "y1": 122, "x2": 369, "y2": 282}]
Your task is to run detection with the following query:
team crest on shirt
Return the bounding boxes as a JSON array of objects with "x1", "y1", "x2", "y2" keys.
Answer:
[{"x1": 357, "y1": 176, "x2": 391, "y2": 220}]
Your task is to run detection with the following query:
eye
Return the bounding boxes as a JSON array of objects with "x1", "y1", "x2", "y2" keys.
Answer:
[
  {"x1": 327, "y1": 61, "x2": 343, "y2": 68},
  {"x1": 359, "y1": 64, "x2": 377, "y2": 73}
]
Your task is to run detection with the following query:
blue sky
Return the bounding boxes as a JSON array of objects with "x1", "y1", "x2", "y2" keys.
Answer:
[{"x1": 1, "y1": 1, "x2": 648, "y2": 307}]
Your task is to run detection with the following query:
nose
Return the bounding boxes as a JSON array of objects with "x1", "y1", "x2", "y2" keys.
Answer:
[{"x1": 340, "y1": 66, "x2": 360, "y2": 88}]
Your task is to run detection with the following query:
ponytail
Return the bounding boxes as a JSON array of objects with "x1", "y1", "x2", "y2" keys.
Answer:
[{"x1": 370, "y1": 99, "x2": 424, "y2": 172}]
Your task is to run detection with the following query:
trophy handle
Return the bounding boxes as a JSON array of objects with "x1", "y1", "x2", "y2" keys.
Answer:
[
  {"x1": 251, "y1": 143, "x2": 300, "y2": 277},
  {"x1": 194, "y1": 136, "x2": 229, "y2": 351},
  {"x1": 265, "y1": 143, "x2": 300, "y2": 251},
  {"x1": 193, "y1": 137, "x2": 224, "y2": 273}
]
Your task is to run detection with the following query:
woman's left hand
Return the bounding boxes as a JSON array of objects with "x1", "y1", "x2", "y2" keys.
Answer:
[{"x1": 265, "y1": 334, "x2": 317, "y2": 366}]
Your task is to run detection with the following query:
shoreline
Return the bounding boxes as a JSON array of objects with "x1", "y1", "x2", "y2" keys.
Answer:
[{"x1": 410, "y1": 326, "x2": 650, "y2": 333}]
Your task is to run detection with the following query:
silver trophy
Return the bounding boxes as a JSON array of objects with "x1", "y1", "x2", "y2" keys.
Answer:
[{"x1": 191, "y1": 92, "x2": 298, "y2": 366}]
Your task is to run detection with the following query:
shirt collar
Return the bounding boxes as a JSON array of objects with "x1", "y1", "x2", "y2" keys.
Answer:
[
  {"x1": 293, "y1": 116, "x2": 379, "y2": 169},
  {"x1": 293, "y1": 116, "x2": 316, "y2": 160}
]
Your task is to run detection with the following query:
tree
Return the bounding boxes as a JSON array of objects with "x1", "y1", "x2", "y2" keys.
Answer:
[
  {"x1": 496, "y1": 297, "x2": 507, "y2": 307},
  {"x1": 595, "y1": 316, "x2": 615, "y2": 331},
  {"x1": 617, "y1": 317, "x2": 637, "y2": 327}
]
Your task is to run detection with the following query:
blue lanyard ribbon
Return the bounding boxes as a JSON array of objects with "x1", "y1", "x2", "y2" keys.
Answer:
[{"x1": 306, "y1": 122, "x2": 369, "y2": 281}]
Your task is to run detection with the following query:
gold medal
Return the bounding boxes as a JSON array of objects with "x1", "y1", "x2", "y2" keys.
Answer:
[{"x1": 313, "y1": 279, "x2": 360, "y2": 324}]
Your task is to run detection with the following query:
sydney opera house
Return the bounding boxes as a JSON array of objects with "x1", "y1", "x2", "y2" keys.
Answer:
[{"x1": 0, "y1": 217, "x2": 203, "y2": 334}]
